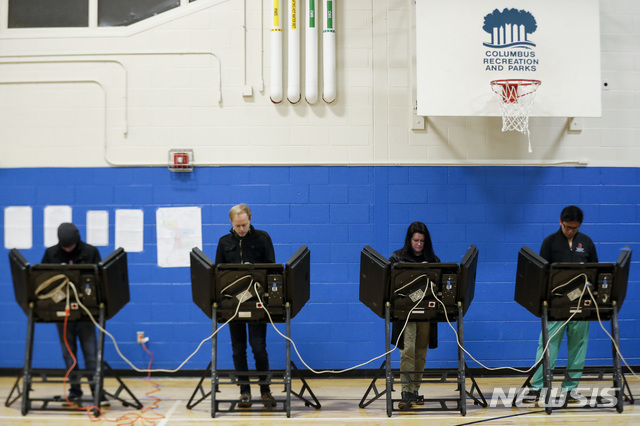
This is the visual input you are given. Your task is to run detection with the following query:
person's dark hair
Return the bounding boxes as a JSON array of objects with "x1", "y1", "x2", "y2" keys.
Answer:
[
  {"x1": 402, "y1": 221, "x2": 438, "y2": 262},
  {"x1": 560, "y1": 205, "x2": 584, "y2": 224}
]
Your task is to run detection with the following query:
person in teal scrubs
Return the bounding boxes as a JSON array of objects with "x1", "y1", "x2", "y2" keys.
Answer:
[{"x1": 529, "y1": 206, "x2": 598, "y2": 402}]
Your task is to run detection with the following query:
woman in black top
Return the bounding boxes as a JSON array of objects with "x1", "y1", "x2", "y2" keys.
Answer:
[{"x1": 389, "y1": 221, "x2": 439, "y2": 409}]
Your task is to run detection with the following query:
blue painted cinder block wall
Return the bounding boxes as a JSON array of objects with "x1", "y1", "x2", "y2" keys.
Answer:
[{"x1": 1, "y1": 166, "x2": 638, "y2": 374}]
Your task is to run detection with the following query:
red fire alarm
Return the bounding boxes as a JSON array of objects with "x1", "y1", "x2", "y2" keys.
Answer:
[
  {"x1": 173, "y1": 152, "x2": 189, "y2": 167},
  {"x1": 168, "y1": 149, "x2": 194, "y2": 172}
]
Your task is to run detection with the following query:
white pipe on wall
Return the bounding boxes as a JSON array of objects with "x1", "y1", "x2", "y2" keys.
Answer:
[
  {"x1": 322, "y1": 0, "x2": 336, "y2": 103},
  {"x1": 259, "y1": 0, "x2": 265, "y2": 92},
  {"x1": 270, "y1": 0, "x2": 284, "y2": 103},
  {"x1": 242, "y1": 0, "x2": 249, "y2": 93},
  {"x1": 305, "y1": 0, "x2": 318, "y2": 104},
  {"x1": 287, "y1": 0, "x2": 301, "y2": 103}
]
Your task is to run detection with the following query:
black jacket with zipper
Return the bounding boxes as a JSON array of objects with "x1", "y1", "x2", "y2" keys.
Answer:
[
  {"x1": 215, "y1": 225, "x2": 275, "y2": 264},
  {"x1": 389, "y1": 244, "x2": 439, "y2": 351}
]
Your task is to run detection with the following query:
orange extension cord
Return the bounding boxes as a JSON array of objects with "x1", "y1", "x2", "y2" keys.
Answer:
[
  {"x1": 61, "y1": 309, "x2": 101, "y2": 418},
  {"x1": 61, "y1": 310, "x2": 165, "y2": 424}
]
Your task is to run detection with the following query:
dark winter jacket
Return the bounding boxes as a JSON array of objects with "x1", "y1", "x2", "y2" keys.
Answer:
[
  {"x1": 215, "y1": 225, "x2": 275, "y2": 264},
  {"x1": 42, "y1": 240, "x2": 101, "y2": 265},
  {"x1": 390, "y1": 222, "x2": 439, "y2": 350}
]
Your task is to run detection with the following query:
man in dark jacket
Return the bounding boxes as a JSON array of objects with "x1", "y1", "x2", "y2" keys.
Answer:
[
  {"x1": 215, "y1": 204, "x2": 276, "y2": 408},
  {"x1": 389, "y1": 221, "x2": 439, "y2": 409},
  {"x1": 528, "y1": 206, "x2": 598, "y2": 402},
  {"x1": 41, "y1": 222, "x2": 107, "y2": 405}
]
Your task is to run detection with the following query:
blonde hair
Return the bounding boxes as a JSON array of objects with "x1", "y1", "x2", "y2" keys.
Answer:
[{"x1": 229, "y1": 203, "x2": 252, "y2": 221}]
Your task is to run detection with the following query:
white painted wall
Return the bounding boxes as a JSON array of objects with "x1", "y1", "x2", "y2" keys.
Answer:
[{"x1": 0, "y1": 0, "x2": 638, "y2": 167}]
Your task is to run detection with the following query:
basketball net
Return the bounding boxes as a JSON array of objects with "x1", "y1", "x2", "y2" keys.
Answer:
[{"x1": 490, "y1": 79, "x2": 541, "y2": 153}]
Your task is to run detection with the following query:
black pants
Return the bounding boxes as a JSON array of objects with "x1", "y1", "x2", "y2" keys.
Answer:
[{"x1": 229, "y1": 322, "x2": 270, "y2": 394}]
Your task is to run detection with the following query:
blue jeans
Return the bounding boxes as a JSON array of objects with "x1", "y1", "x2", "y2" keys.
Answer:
[
  {"x1": 229, "y1": 322, "x2": 270, "y2": 395},
  {"x1": 56, "y1": 322, "x2": 98, "y2": 396}
]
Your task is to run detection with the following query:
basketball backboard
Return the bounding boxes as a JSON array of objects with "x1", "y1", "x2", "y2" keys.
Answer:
[{"x1": 416, "y1": 0, "x2": 601, "y2": 117}]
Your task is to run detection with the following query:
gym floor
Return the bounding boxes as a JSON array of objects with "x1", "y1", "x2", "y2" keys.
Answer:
[{"x1": 1, "y1": 375, "x2": 639, "y2": 425}]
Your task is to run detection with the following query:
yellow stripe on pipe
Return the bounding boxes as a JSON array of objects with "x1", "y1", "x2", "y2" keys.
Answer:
[
  {"x1": 273, "y1": 0, "x2": 279, "y2": 27},
  {"x1": 291, "y1": 0, "x2": 297, "y2": 30}
]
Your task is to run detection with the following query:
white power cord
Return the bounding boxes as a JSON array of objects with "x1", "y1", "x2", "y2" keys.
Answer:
[
  {"x1": 431, "y1": 277, "x2": 585, "y2": 374},
  {"x1": 67, "y1": 277, "x2": 255, "y2": 374},
  {"x1": 255, "y1": 278, "x2": 429, "y2": 374},
  {"x1": 585, "y1": 285, "x2": 639, "y2": 381},
  {"x1": 56, "y1": 271, "x2": 638, "y2": 382}
]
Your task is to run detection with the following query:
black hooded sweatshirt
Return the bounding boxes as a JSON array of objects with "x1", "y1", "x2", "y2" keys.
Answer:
[{"x1": 42, "y1": 240, "x2": 101, "y2": 265}]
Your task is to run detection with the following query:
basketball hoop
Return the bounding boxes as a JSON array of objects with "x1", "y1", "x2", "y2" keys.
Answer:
[{"x1": 490, "y1": 79, "x2": 541, "y2": 152}]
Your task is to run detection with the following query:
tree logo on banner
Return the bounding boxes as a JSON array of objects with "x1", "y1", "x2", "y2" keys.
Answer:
[
  {"x1": 482, "y1": 8, "x2": 539, "y2": 73},
  {"x1": 482, "y1": 8, "x2": 537, "y2": 49}
]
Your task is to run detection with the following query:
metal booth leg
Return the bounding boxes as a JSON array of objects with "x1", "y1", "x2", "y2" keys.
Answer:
[
  {"x1": 385, "y1": 303, "x2": 393, "y2": 418},
  {"x1": 211, "y1": 303, "x2": 218, "y2": 418},
  {"x1": 91, "y1": 304, "x2": 106, "y2": 417},
  {"x1": 21, "y1": 303, "x2": 36, "y2": 416},
  {"x1": 457, "y1": 302, "x2": 467, "y2": 416},
  {"x1": 286, "y1": 304, "x2": 292, "y2": 418},
  {"x1": 541, "y1": 301, "x2": 553, "y2": 415},
  {"x1": 610, "y1": 301, "x2": 624, "y2": 413}
]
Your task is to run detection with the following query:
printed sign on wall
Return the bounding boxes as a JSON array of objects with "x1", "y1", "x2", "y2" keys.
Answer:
[{"x1": 416, "y1": 0, "x2": 601, "y2": 117}]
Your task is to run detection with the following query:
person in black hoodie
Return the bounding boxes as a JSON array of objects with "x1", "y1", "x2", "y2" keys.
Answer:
[
  {"x1": 215, "y1": 204, "x2": 276, "y2": 408},
  {"x1": 389, "y1": 221, "x2": 439, "y2": 409},
  {"x1": 41, "y1": 222, "x2": 107, "y2": 406}
]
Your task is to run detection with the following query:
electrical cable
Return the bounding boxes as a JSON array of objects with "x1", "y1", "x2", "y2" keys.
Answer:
[
  {"x1": 255, "y1": 277, "x2": 430, "y2": 375},
  {"x1": 103, "y1": 341, "x2": 165, "y2": 425},
  {"x1": 585, "y1": 285, "x2": 640, "y2": 381},
  {"x1": 58, "y1": 278, "x2": 256, "y2": 423},
  {"x1": 67, "y1": 277, "x2": 255, "y2": 374},
  {"x1": 34, "y1": 274, "x2": 70, "y2": 300},
  {"x1": 56, "y1": 283, "x2": 103, "y2": 420},
  {"x1": 430, "y1": 272, "x2": 638, "y2": 386},
  {"x1": 58, "y1": 270, "x2": 638, "y2": 394},
  {"x1": 551, "y1": 273, "x2": 589, "y2": 295},
  {"x1": 250, "y1": 272, "x2": 584, "y2": 377},
  {"x1": 431, "y1": 276, "x2": 587, "y2": 374},
  {"x1": 394, "y1": 274, "x2": 428, "y2": 297}
]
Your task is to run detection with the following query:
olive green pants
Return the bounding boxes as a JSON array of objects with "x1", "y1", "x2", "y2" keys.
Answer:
[{"x1": 399, "y1": 322, "x2": 431, "y2": 393}]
